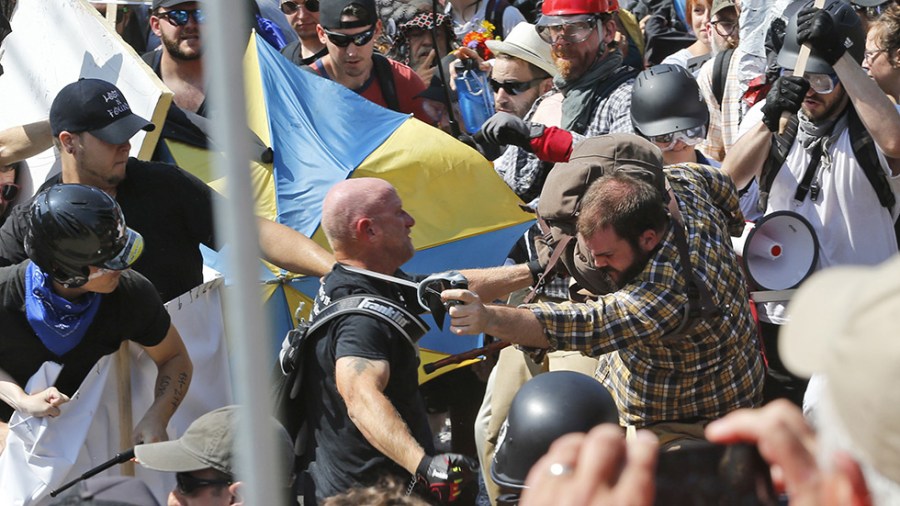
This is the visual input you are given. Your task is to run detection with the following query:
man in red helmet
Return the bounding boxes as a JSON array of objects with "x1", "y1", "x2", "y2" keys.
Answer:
[{"x1": 482, "y1": 0, "x2": 638, "y2": 205}]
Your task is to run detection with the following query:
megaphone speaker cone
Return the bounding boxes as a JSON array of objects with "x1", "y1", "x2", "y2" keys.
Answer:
[{"x1": 741, "y1": 211, "x2": 819, "y2": 291}]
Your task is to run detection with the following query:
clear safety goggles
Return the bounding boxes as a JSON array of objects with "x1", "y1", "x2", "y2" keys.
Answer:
[{"x1": 648, "y1": 125, "x2": 707, "y2": 151}]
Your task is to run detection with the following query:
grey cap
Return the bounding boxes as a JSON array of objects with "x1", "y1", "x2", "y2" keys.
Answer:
[{"x1": 134, "y1": 405, "x2": 294, "y2": 480}]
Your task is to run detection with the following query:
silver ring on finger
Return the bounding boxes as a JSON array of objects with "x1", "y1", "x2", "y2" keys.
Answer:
[{"x1": 548, "y1": 462, "x2": 573, "y2": 477}]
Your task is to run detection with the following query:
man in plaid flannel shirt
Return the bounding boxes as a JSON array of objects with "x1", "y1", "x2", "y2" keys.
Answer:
[{"x1": 445, "y1": 162, "x2": 765, "y2": 445}]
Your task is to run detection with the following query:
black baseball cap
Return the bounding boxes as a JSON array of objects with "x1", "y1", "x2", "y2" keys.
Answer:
[
  {"x1": 151, "y1": 0, "x2": 195, "y2": 9},
  {"x1": 49, "y1": 78, "x2": 154, "y2": 145},
  {"x1": 319, "y1": 0, "x2": 377, "y2": 29}
]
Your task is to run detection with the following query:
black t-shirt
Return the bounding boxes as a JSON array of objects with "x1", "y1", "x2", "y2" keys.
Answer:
[
  {"x1": 0, "y1": 261, "x2": 171, "y2": 422},
  {"x1": 305, "y1": 264, "x2": 434, "y2": 500},
  {"x1": 0, "y1": 158, "x2": 217, "y2": 303}
]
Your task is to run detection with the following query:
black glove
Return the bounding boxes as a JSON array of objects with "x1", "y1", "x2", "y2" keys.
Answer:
[
  {"x1": 459, "y1": 132, "x2": 502, "y2": 160},
  {"x1": 416, "y1": 453, "x2": 479, "y2": 504},
  {"x1": 761, "y1": 76, "x2": 810, "y2": 132},
  {"x1": 478, "y1": 112, "x2": 545, "y2": 149},
  {"x1": 796, "y1": 6, "x2": 846, "y2": 65}
]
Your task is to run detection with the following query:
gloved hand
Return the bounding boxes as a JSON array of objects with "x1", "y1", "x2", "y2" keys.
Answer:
[
  {"x1": 416, "y1": 453, "x2": 479, "y2": 504},
  {"x1": 478, "y1": 112, "x2": 545, "y2": 149},
  {"x1": 796, "y1": 6, "x2": 846, "y2": 65},
  {"x1": 761, "y1": 76, "x2": 810, "y2": 132}
]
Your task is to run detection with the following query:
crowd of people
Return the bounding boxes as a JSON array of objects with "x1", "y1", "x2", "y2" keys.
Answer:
[{"x1": 1, "y1": 0, "x2": 899, "y2": 504}]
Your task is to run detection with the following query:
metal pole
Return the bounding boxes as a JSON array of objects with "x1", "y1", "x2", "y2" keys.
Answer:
[{"x1": 202, "y1": 3, "x2": 281, "y2": 505}]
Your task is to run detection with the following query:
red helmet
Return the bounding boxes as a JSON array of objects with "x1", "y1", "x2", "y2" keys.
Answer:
[
  {"x1": 608, "y1": 0, "x2": 619, "y2": 10},
  {"x1": 541, "y1": 0, "x2": 611, "y2": 16}
]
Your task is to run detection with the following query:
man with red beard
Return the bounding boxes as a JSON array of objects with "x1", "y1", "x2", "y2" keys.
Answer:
[
  {"x1": 145, "y1": 1, "x2": 205, "y2": 116},
  {"x1": 479, "y1": 0, "x2": 637, "y2": 205},
  {"x1": 723, "y1": 0, "x2": 900, "y2": 409},
  {"x1": 280, "y1": 0, "x2": 328, "y2": 66}
]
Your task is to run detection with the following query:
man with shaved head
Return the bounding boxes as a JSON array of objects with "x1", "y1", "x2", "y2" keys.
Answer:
[{"x1": 303, "y1": 178, "x2": 477, "y2": 504}]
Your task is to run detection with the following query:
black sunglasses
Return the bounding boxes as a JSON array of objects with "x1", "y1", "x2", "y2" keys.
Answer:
[
  {"x1": 0, "y1": 183, "x2": 18, "y2": 205},
  {"x1": 175, "y1": 472, "x2": 233, "y2": 496},
  {"x1": 281, "y1": 0, "x2": 320, "y2": 14},
  {"x1": 489, "y1": 78, "x2": 544, "y2": 96},
  {"x1": 322, "y1": 26, "x2": 376, "y2": 48},
  {"x1": 158, "y1": 9, "x2": 204, "y2": 26}
]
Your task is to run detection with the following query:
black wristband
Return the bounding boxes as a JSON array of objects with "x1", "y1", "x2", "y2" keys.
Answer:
[
  {"x1": 416, "y1": 455, "x2": 431, "y2": 480},
  {"x1": 527, "y1": 259, "x2": 543, "y2": 285}
]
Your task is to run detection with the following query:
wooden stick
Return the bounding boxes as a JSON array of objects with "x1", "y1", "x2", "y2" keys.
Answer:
[
  {"x1": 116, "y1": 342, "x2": 134, "y2": 477},
  {"x1": 779, "y1": 0, "x2": 826, "y2": 134}
]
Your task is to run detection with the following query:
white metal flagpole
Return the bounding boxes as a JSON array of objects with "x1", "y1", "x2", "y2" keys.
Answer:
[{"x1": 202, "y1": 2, "x2": 282, "y2": 504}]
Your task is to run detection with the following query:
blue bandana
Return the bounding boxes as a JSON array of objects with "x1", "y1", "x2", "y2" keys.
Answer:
[{"x1": 24, "y1": 262, "x2": 102, "y2": 357}]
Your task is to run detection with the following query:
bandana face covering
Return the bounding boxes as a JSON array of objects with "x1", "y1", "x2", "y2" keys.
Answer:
[{"x1": 24, "y1": 262, "x2": 102, "y2": 357}]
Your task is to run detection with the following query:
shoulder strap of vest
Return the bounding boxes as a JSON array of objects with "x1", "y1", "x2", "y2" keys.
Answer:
[
  {"x1": 712, "y1": 47, "x2": 734, "y2": 108},
  {"x1": 757, "y1": 114, "x2": 799, "y2": 213},
  {"x1": 309, "y1": 294, "x2": 428, "y2": 345},
  {"x1": 372, "y1": 53, "x2": 402, "y2": 113}
]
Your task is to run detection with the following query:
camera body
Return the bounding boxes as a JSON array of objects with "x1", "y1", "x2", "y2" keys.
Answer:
[{"x1": 654, "y1": 442, "x2": 778, "y2": 506}]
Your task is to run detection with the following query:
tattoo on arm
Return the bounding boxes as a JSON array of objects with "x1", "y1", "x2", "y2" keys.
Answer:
[
  {"x1": 350, "y1": 358, "x2": 374, "y2": 376},
  {"x1": 171, "y1": 372, "x2": 188, "y2": 411},
  {"x1": 156, "y1": 375, "x2": 171, "y2": 399}
]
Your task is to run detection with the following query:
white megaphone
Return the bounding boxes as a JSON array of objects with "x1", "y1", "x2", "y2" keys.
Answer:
[{"x1": 731, "y1": 211, "x2": 819, "y2": 291}]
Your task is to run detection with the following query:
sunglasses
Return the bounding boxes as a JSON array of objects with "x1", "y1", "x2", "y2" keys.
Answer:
[
  {"x1": 158, "y1": 9, "x2": 204, "y2": 27},
  {"x1": 648, "y1": 125, "x2": 707, "y2": 151},
  {"x1": 322, "y1": 26, "x2": 376, "y2": 47},
  {"x1": 781, "y1": 69, "x2": 840, "y2": 95},
  {"x1": 536, "y1": 18, "x2": 597, "y2": 45},
  {"x1": 0, "y1": 182, "x2": 18, "y2": 205},
  {"x1": 489, "y1": 78, "x2": 544, "y2": 96},
  {"x1": 709, "y1": 19, "x2": 737, "y2": 37},
  {"x1": 175, "y1": 472, "x2": 233, "y2": 496},
  {"x1": 280, "y1": 0, "x2": 319, "y2": 14}
]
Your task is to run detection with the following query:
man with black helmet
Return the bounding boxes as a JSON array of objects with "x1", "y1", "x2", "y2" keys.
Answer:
[
  {"x1": 0, "y1": 184, "x2": 192, "y2": 454},
  {"x1": 723, "y1": 0, "x2": 900, "y2": 409}
]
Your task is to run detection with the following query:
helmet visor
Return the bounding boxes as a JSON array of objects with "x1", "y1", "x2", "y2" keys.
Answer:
[{"x1": 102, "y1": 227, "x2": 144, "y2": 271}]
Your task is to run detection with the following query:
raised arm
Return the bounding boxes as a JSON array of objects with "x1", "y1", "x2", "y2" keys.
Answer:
[
  {"x1": 443, "y1": 289, "x2": 549, "y2": 348},
  {"x1": 134, "y1": 323, "x2": 193, "y2": 444},
  {"x1": 833, "y1": 53, "x2": 900, "y2": 164},
  {"x1": 0, "y1": 120, "x2": 53, "y2": 166},
  {"x1": 257, "y1": 218, "x2": 335, "y2": 277},
  {"x1": 335, "y1": 356, "x2": 424, "y2": 474}
]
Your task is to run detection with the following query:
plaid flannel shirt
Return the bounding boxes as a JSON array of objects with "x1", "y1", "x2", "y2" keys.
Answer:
[
  {"x1": 525, "y1": 164, "x2": 764, "y2": 427},
  {"x1": 697, "y1": 50, "x2": 746, "y2": 162},
  {"x1": 493, "y1": 79, "x2": 635, "y2": 205}
]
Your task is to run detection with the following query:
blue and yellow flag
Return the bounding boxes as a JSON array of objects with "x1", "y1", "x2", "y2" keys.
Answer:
[{"x1": 187, "y1": 35, "x2": 533, "y2": 382}]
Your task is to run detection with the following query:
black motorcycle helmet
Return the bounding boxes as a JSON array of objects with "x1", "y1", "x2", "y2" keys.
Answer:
[
  {"x1": 491, "y1": 371, "x2": 619, "y2": 490},
  {"x1": 24, "y1": 184, "x2": 144, "y2": 288},
  {"x1": 630, "y1": 64, "x2": 709, "y2": 138},
  {"x1": 777, "y1": 0, "x2": 865, "y2": 74}
]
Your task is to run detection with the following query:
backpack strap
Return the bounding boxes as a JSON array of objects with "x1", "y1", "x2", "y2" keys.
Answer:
[
  {"x1": 711, "y1": 47, "x2": 734, "y2": 108},
  {"x1": 757, "y1": 114, "x2": 799, "y2": 213},
  {"x1": 372, "y1": 53, "x2": 402, "y2": 113},
  {"x1": 664, "y1": 186, "x2": 719, "y2": 340},
  {"x1": 847, "y1": 105, "x2": 895, "y2": 210},
  {"x1": 523, "y1": 212, "x2": 571, "y2": 304}
]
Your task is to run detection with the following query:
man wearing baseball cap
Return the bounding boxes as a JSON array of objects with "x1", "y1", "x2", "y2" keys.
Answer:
[
  {"x1": 309, "y1": 0, "x2": 434, "y2": 124},
  {"x1": 136, "y1": 405, "x2": 296, "y2": 506},
  {"x1": 0, "y1": 78, "x2": 334, "y2": 304}
]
